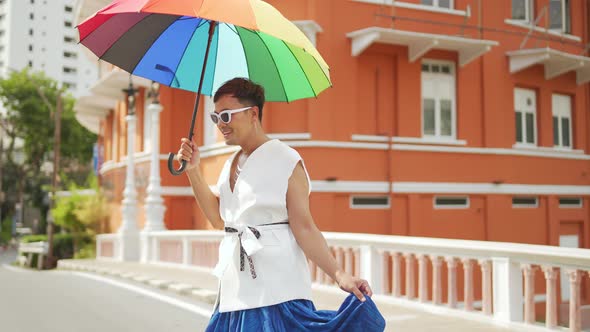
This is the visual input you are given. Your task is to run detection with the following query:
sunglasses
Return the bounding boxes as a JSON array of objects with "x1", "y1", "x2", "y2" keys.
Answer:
[{"x1": 209, "y1": 106, "x2": 252, "y2": 125}]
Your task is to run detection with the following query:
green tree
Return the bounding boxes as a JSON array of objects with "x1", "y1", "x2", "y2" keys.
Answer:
[
  {"x1": 51, "y1": 174, "x2": 109, "y2": 254},
  {"x1": 0, "y1": 68, "x2": 96, "y2": 231}
]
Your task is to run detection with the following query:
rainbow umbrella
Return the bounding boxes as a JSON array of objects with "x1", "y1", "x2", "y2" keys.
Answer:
[{"x1": 77, "y1": 0, "x2": 331, "y2": 175}]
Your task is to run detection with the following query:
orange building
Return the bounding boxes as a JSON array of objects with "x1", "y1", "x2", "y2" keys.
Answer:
[{"x1": 75, "y1": 0, "x2": 590, "y2": 252}]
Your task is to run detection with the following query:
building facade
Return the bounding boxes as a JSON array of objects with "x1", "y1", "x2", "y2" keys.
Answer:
[{"x1": 0, "y1": 0, "x2": 98, "y2": 97}]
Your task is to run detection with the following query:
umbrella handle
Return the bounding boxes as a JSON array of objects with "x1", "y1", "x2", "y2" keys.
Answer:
[{"x1": 167, "y1": 152, "x2": 187, "y2": 175}]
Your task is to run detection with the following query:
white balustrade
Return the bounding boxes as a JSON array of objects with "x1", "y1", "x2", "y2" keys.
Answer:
[{"x1": 97, "y1": 229, "x2": 590, "y2": 331}]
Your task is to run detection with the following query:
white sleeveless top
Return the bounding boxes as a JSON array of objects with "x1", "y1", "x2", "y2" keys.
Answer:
[{"x1": 212, "y1": 139, "x2": 313, "y2": 313}]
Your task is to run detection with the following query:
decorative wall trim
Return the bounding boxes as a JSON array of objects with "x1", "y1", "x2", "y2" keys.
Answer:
[{"x1": 351, "y1": 0, "x2": 469, "y2": 17}]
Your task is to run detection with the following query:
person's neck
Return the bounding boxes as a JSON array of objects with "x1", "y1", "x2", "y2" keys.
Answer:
[{"x1": 240, "y1": 133, "x2": 270, "y2": 156}]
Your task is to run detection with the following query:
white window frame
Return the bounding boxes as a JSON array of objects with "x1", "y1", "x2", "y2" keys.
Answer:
[
  {"x1": 421, "y1": 0, "x2": 453, "y2": 10},
  {"x1": 203, "y1": 96, "x2": 217, "y2": 146},
  {"x1": 552, "y1": 94, "x2": 573, "y2": 150},
  {"x1": 548, "y1": 0, "x2": 571, "y2": 34},
  {"x1": 511, "y1": 0, "x2": 534, "y2": 23},
  {"x1": 433, "y1": 196, "x2": 469, "y2": 209},
  {"x1": 350, "y1": 196, "x2": 391, "y2": 209},
  {"x1": 143, "y1": 93, "x2": 152, "y2": 152},
  {"x1": 512, "y1": 196, "x2": 538, "y2": 208},
  {"x1": 421, "y1": 60, "x2": 456, "y2": 141},
  {"x1": 514, "y1": 88, "x2": 537, "y2": 147}
]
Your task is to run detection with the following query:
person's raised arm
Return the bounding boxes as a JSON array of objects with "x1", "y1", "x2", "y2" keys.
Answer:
[
  {"x1": 287, "y1": 162, "x2": 373, "y2": 302},
  {"x1": 177, "y1": 138, "x2": 224, "y2": 230}
]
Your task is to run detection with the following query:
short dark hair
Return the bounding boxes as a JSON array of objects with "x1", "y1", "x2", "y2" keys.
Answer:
[{"x1": 214, "y1": 78, "x2": 265, "y2": 121}]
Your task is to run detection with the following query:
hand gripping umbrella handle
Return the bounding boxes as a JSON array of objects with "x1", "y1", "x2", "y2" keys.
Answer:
[{"x1": 167, "y1": 153, "x2": 187, "y2": 176}]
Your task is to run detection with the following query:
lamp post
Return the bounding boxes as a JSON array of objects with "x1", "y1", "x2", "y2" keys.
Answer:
[
  {"x1": 141, "y1": 82, "x2": 167, "y2": 262},
  {"x1": 118, "y1": 76, "x2": 139, "y2": 261}
]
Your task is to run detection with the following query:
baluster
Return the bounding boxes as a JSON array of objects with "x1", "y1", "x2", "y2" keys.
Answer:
[
  {"x1": 344, "y1": 248, "x2": 353, "y2": 275},
  {"x1": 418, "y1": 255, "x2": 429, "y2": 302},
  {"x1": 567, "y1": 270, "x2": 582, "y2": 332},
  {"x1": 382, "y1": 251, "x2": 391, "y2": 294},
  {"x1": 431, "y1": 256, "x2": 443, "y2": 305},
  {"x1": 404, "y1": 253, "x2": 415, "y2": 299},
  {"x1": 308, "y1": 259, "x2": 316, "y2": 282},
  {"x1": 335, "y1": 247, "x2": 345, "y2": 272},
  {"x1": 478, "y1": 259, "x2": 492, "y2": 315},
  {"x1": 521, "y1": 264, "x2": 537, "y2": 324},
  {"x1": 462, "y1": 258, "x2": 474, "y2": 311},
  {"x1": 542, "y1": 266, "x2": 558, "y2": 329},
  {"x1": 446, "y1": 257, "x2": 458, "y2": 308},
  {"x1": 353, "y1": 248, "x2": 360, "y2": 277},
  {"x1": 392, "y1": 252, "x2": 402, "y2": 297}
]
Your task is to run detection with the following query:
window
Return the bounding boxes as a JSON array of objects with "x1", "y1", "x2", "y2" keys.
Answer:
[
  {"x1": 63, "y1": 51, "x2": 77, "y2": 59},
  {"x1": 63, "y1": 66, "x2": 77, "y2": 73},
  {"x1": 422, "y1": 61, "x2": 456, "y2": 140},
  {"x1": 549, "y1": 0, "x2": 571, "y2": 33},
  {"x1": 559, "y1": 197, "x2": 582, "y2": 208},
  {"x1": 28, "y1": 45, "x2": 33, "y2": 52},
  {"x1": 351, "y1": 196, "x2": 390, "y2": 209},
  {"x1": 64, "y1": 36, "x2": 75, "y2": 43},
  {"x1": 29, "y1": 13, "x2": 34, "y2": 20},
  {"x1": 420, "y1": 0, "x2": 452, "y2": 9},
  {"x1": 552, "y1": 94, "x2": 572, "y2": 149},
  {"x1": 64, "y1": 21, "x2": 72, "y2": 28},
  {"x1": 434, "y1": 196, "x2": 469, "y2": 209},
  {"x1": 514, "y1": 88, "x2": 537, "y2": 146},
  {"x1": 512, "y1": 197, "x2": 538, "y2": 208},
  {"x1": 512, "y1": 0, "x2": 534, "y2": 22},
  {"x1": 28, "y1": 60, "x2": 33, "y2": 67},
  {"x1": 64, "y1": 5, "x2": 73, "y2": 12},
  {"x1": 29, "y1": 29, "x2": 33, "y2": 36},
  {"x1": 63, "y1": 82, "x2": 76, "y2": 89}
]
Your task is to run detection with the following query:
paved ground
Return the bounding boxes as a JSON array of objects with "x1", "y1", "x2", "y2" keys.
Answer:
[
  {"x1": 0, "y1": 249, "x2": 212, "y2": 332},
  {"x1": 52, "y1": 258, "x2": 518, "y2": 332}
]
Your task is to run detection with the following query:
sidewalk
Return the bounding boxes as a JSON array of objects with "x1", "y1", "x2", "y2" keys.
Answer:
[{"x1": 57, "y1": 259, "x2": 515, "y2": 332}]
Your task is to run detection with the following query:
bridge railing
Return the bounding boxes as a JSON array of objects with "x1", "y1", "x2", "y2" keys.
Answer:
[{"x1": 102, "y1": 230, "x2": 590, "y2": 331}]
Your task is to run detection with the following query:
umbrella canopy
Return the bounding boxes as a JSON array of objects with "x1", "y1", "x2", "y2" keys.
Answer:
[{"x1": 78, "y1": 0, "x2": 331, "y2": 102}]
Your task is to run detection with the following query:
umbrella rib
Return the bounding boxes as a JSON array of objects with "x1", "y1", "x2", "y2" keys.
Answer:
[
  {"x1": 281, "y1": 40, "x2": 317, "y2": 99},
  {"x1": 254, "y1": 31, "x2": 289, "y2": 102},
  {"x1": 207, "y1": 22, "x2": 220, "y2": 96},
  {"x1": 235, "y1": 26, "x2": 251, "y2": 81}
]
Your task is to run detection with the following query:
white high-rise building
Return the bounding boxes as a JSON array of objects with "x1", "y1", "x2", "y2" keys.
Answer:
[{"x1": 0, "y1": 0, "x2": 98, "y2": 97}]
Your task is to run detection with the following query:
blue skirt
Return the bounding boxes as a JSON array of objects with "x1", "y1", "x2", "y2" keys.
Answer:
[{"x1": 205, "y1": 294, "x2": 386, "y2": 331}]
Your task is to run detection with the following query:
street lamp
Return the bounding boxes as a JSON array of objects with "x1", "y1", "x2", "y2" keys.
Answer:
[{"x1": 118, "y1": 76, "x2": 139, "y2": 261}]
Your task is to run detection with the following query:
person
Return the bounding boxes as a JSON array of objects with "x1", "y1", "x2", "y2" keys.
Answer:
[{"x1": 176, "y1": 78, "x2": 385, "y2": 331}]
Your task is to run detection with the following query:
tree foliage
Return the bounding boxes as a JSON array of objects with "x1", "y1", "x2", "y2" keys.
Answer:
[{"x1": 0, "y1": 68, "x2": 97, "y2": 230}]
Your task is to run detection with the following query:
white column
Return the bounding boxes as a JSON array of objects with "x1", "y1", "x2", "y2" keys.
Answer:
[
  {"x1": 360, "y1": 245, "x2": 383, "y2": 294},
  {"x1": 493, "y1": 258, "x2": 524, "y2": 322},
  {"x1": 118, "y1": 113, "x2": 139, "y2": 261},
  {"x1": 141, "y1": 101, "x2": 167, "y2": 262}
]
